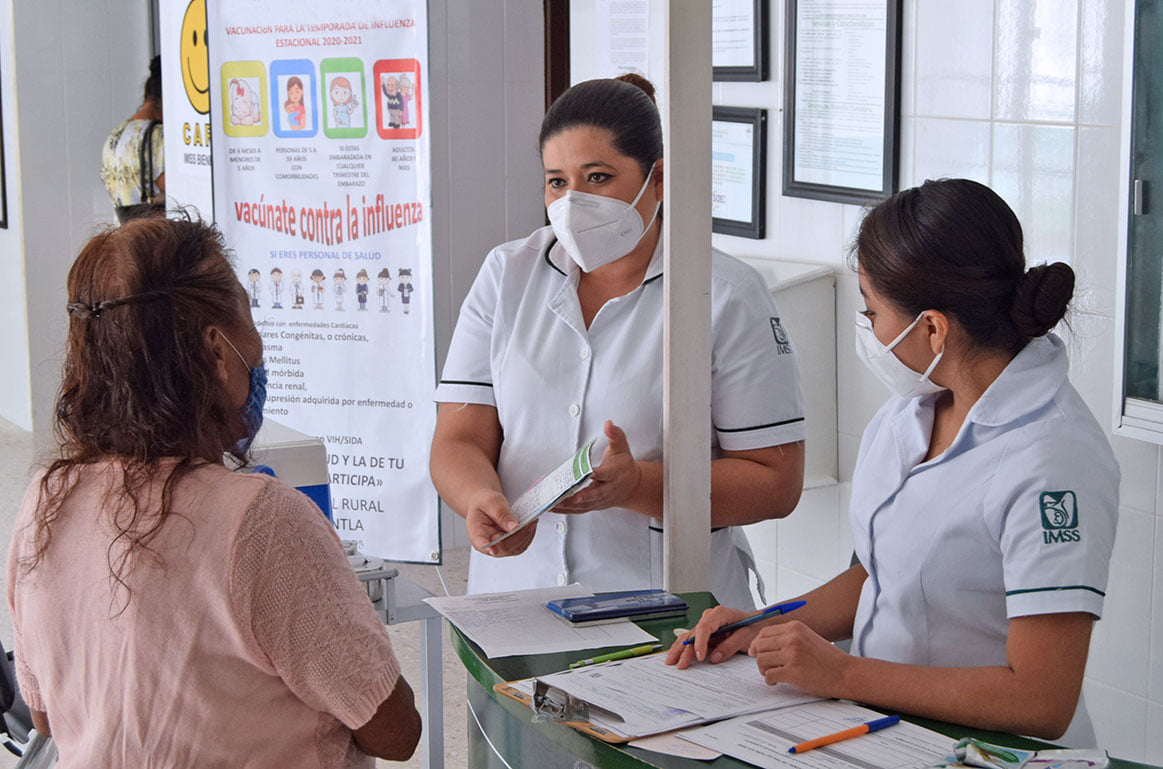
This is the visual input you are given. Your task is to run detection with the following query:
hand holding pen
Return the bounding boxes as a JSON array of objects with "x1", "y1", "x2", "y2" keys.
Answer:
[{"x1": 665, "y1": 599, "x2": 806, "y2": 669}]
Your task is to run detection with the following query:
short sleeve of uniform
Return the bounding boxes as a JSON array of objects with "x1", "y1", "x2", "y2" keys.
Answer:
[
  {"x1": 989, "y1": 432, "x2": 1119, "y2": 620},
  {"x1": 710, "y1": 266, "x2": 805, "y2": 450},
  {"x1": 434, "y1": 250, "x2": 504, "y2": 406},
  {"x1": 230, "y1": 480, "x2": 401, "y2": 730}
]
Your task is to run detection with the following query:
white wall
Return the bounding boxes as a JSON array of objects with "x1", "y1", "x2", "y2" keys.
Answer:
[
  {"x1": 429, "y1": 0, "x2": 546, "y2": 548},
  {"x1": 3, "y1": 0, "x2": 151, "y2": 432},
  {"x1": 0, "y1": 0, "x2": 31, "y2": 431}
]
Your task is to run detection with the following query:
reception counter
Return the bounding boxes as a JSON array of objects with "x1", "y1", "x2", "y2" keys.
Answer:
[{"x1": 451, "y1": 592, "x2": 1155, "y2": 769}]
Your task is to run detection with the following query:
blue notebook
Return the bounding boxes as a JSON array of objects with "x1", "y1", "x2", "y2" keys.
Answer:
[{"x1": 546, "y1": 590, "x2": 689, "y2": 624}]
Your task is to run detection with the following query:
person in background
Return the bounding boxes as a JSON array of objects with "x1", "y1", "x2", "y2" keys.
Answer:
[
  {"x1": 100, "y1": 56, "x2": 165, "y2": 224},
  {"x1": 7, "y1": 218, "x2": 421, "y2": 767},
  {"x1": 430, "y1": 74, "x2": 805, "y2": 610},
  {"x1": 668, "y1": 179, "x2": 1119, "y2": 747}
]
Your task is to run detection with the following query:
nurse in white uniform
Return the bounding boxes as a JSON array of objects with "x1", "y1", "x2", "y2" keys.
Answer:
[
  {"x1": 430, "y1": 75, "x2": 806, "y2": 610},
  {"x1": 668, "y1": 179, "x2": 1118, "y2": 745}
]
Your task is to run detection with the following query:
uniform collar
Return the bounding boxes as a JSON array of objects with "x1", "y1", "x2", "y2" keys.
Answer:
[
  {"x1": 543, "y1": 232, "x2": 666, "y2": 286},
  {"x1": 965, "y1": 333, "x2": 1069, "y2": 428}
]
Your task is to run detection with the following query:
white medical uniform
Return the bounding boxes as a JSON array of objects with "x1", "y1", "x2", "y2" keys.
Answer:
[
  {"x1": 435, "y1": 226, "x2": 805, "y2": 609},
  {"x1": 849, "y1": 334, "x2": 1118, "y2": 747}
]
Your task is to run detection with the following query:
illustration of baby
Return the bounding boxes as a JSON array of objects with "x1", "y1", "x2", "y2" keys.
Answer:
[
  {"x1": 397, "y1": 268, "x2": 414, "y2": 315},
  {"x1": 229, "y1": 78, "x2": 262, "y2": 126},
  {"x1": 333, "y1": 268, "x2": 347, "y2": 311},
  {"x1": 291, "y1": 269, "x2": 304, "y2": 309},
  {"x1": 330, "y1": 76, "x2": 358, "y2": 128},
  {"x1": 398, "y1": 75, "x2": 413, "y2": 127},
  {"x1": 310, "y1": 269, "x2": 325, "y2": 309},
  {"x1": 284, "y1": 76, "x2": 306, "y2": 130},
  {"x1": 377, "y1": 267, "x2": 391, "y2": 313},
  {"x1": 382, "y1": 75, "x2": 403, "y2": 129}
]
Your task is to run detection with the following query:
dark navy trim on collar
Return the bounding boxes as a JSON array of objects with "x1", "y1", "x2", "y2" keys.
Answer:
[
  {"x1": 439, "y1": 380, "x2": 493, "y2": 388},
  {"x1": 542, "y1": 237, "x2": 566, "y2": 276}
]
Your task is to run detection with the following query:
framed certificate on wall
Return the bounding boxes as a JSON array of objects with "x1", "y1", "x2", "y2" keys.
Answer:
[
  {"x1": 712, "y1": 107, "x2": 766, "y2": 239},
  {"x1": 713, "y1": 0, "x2": 769, "y2": 81},
  {"x1": 783, "y1": 0, "x2": 902, "y2": 204}
]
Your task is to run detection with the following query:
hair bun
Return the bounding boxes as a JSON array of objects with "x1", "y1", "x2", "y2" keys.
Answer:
[
  {"x1": 1010, "y1": 262, "x2": 1074, "y2": 339},
  {"x1": 615, "y1": 73, "x2": 656, "y2": 104}
]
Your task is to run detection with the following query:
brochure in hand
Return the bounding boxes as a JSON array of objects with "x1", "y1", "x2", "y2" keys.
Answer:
[{"x1": 487, "y1": 435, "x2": 608, "y2": 547}]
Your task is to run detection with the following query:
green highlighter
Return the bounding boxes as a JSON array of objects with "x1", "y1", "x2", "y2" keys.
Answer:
[{"x1": 569, "y1": 643, "x2": 661, "y2": 669}]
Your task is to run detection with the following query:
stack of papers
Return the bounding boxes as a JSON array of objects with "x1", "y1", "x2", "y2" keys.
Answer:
[
  {"x1": 424, "y1": 585, "x2": 656, "y2": 658},
  {"x1": 532, "y1": 653, "x2": 822, "y2": 738},
  {"x1": 679, "y1": 700, "x2": 953, "y2": 769}
]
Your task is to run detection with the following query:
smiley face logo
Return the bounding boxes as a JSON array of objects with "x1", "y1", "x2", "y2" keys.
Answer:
[{"x1": 180, "y1": 0, "x2": 209, "y2": 114}]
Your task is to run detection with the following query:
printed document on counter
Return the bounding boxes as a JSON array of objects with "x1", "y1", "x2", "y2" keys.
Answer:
[
  {"x1": 679, "y1": 699, "x2": 951, "y2": 769},
  {"x1": 424, "y1": 584, "x2": 655, "y2": 658},
  {"x1": 533, "y1": 652, "x2": 821, "y2": 738}
]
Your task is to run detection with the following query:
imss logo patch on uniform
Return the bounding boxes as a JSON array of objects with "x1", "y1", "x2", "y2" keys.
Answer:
[
  {"x1": 1040, "y1": 490, "x2": 1080, "y2": 544},
  {"x1": 770, "y1": 318, "x2": 792, "y2": 354}
]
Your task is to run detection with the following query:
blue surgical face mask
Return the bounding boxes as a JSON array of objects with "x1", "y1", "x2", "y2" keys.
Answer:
[{"x1": 221, "y1": 333, "x2": 267, "y2": 458}]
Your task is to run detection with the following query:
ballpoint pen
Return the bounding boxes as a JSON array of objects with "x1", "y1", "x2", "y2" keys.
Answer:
[
  {"x1": 681, "y1": 599, "x2": 806, "y2": 645},
  {"x1": 788, "y1": 715, "x2": 901, "y2": 753},
  {"x1": 569, "y1": 643, "x2": 661, "y2": 669}
]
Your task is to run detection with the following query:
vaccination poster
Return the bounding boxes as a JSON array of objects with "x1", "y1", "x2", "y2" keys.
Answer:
[
  {"x1": 207, "y1": 0, "x2": 440, "y2": 563},
  {"x1": 160, "y1": 0, "x2": 214, "y2": 216}
]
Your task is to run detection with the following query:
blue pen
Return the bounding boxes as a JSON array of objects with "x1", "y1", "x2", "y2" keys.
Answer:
[{"x1": 681, "y1": 599, "x2": 806, "y2": 645}]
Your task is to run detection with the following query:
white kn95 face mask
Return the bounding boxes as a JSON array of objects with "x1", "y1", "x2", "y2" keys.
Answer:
[
  {"x1": 854, "y1": 311, "x2": 946, "y2": 399},
  {"x1": 547, "y1": 161, "x2": 660, "y2": 273}
]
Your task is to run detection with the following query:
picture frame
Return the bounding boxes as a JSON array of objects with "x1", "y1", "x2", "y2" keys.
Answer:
[
  {"x1": 782, "y1": 0, "x2": 902, "y2": 204},
  {"x1": 713, "y1": 0, "x2": 769, "y2": 82},
  {"x1": 711, "y1": 107, "x2": 766, "y2": 239}
]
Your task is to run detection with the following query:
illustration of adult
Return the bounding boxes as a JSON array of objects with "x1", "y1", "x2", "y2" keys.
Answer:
[
  {"x1": 396, "y1": 269, "x2": 413, "y2": 315},
  {"x1": 430, "y1": 75, "x2": 805, "y2": 610},
  {"x1": 377, "y1": 268, "x2": 391, "y2": 313}
]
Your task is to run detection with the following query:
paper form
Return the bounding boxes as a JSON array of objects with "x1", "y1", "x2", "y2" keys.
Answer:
[
  {"x1": 534, "y1": 653, "x2": 821, "y2": 737},
  {"x1": 424, "y1": 585, "x2": 655, "y2": 658},
  {"x1": 629, "y1": 732, "x2": 723, "y2": 760},
  {"x1": 679, "y1": 700, "x2": 951, "y2": 769}
]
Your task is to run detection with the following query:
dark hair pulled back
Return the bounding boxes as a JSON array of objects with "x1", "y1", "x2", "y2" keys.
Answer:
[
  {"x1": 31, "y1": 217, "x2": 249, "y2": 606},
  {"x1": 144, "y1": 55, "x2": 162, "y2": 107},
  {"x1": 539, "y1": 74, "x2": 662, "y2": 178},
  {"x1": 853, "y1": 178, "x2": 1074, "y2": 355}
]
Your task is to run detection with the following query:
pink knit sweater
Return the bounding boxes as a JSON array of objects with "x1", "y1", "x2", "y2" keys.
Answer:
[{"x1": 7, "y1": 461, "x2": 401, "y2": 768}]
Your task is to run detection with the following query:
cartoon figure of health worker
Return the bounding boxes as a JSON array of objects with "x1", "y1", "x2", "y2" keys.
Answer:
[
  {"x1": 284, "y1": 77, "x2": 307, "y2": 130},
  {"x1": 229, "y1": 78, "x2": 262, "y2": 126},
  {"x1": 310, "y1": 269, "x2": 325, "y2": 309},
  {"x1": 356, "y1": 269, "x2": 369, "y2": 312},
  {"x1": 330, "y1": 77, "x2": 359, "y2": 128},
  {"x1": 246, "y1": 269, "x2": 261, "y2": 308},
  {"x1": 291, "y1": 269, "x2": 304, "y2": 309},
  {"x1": 270, "y1": 267, "x2": 284, "y2": 309},
  {"x1": 377, "y1": 268, "x2": 391, "y2": 313},
  {"x1": 333, "y1": 268, "x2": 347, "y2": 311},
  {"x1": 397, "y1": 268, "x2": 413, "y2": 315}
]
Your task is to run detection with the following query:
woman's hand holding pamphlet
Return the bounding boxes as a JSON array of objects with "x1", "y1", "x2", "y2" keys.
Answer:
[{"x1": 487, "y1": 433, "x2": 609, "y2": 547}]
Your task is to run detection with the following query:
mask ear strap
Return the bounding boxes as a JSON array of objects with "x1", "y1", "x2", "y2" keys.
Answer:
[
  {"x1": 629, "y1": 160, "x2": 659, "y2": 208},
  {"x1": 885, "y1": 312, "x2": 925, "y2": 351}
]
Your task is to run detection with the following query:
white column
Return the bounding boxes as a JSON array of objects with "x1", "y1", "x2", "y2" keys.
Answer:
[{"x1": 661, "y1": 0, "x2": 712, "y2": 594}]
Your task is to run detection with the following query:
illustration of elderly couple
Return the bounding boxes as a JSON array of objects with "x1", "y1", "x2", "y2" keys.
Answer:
[
  {"x1": 380, "y1": 74, "x2": 414, "y2": 128},
  {"x1": 246, "y1": 267, "x2": 414, "y2": 313}
]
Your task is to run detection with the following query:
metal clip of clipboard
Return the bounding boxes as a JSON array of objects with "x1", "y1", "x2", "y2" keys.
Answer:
[{"x1": 533, "y1": 680, "x2": 591, "y2": 722}]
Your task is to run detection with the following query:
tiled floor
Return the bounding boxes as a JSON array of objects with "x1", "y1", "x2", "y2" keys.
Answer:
[{"x1": 0, "y1": 417, "x2": 471, "y2": 768}]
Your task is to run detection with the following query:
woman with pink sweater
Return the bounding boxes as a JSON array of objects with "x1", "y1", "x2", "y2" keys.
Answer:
[{"x1": 6, "y1": 218, "x2": 420, "y2": 767}]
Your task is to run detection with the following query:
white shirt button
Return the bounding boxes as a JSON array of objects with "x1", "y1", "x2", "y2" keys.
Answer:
[
  {"x1": 556, "y1": 573, "x2": 567, "y2": 586},
  {"x1": 568, "y1": 403, "x2": 580, "y2": 416},
  {"x1": 580, "y1": 347, "x2": 591, "y2": 360},
  {"x1": 555, "y1": 521, "x2": 567, "y2": 533}
]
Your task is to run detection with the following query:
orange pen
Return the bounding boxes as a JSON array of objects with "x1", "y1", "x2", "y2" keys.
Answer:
[{"x1": 788, "y1": 715, "x2": 901, "y2": 754}]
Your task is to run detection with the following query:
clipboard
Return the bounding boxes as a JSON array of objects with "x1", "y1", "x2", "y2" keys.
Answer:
[{"x1": 493, "y1": 678, "x2": 633, "y2": 743}]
